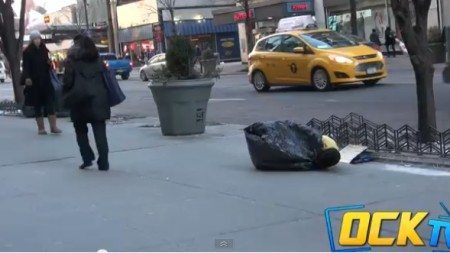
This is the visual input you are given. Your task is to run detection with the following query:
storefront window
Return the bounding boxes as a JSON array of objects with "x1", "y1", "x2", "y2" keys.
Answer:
[
  {"x1": 121, "y1": 40, "x2": 155, "y2": 65},
  {"x1": 191, "y1": 35, "x2": 216, "y2": 52},
  {"x1": 328, "y1": 7, "x2": 396, "y2": 42}
]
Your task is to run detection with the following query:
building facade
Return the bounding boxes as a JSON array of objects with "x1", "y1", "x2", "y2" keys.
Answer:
[
  {"x1": 158, "y1": 0, "x2": 241, "y2": 62},
  {"x1": 213, "y1": 0, "x2": 326, "y2": 63},
  {"x1": 116, "y1": 0, "x2": 158, "y2": 64},
  {"x1": 324, "y1": 0, "x2": 444, "y2": 43},
  {"x1": 76, "y1": 0, "x2": 109, "y2": 27}
]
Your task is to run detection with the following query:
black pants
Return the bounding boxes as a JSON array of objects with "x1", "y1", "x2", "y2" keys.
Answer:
[
  {"x1": 386, "y1": 43, "x2": 396, "y2": 57},
  {"x1": 73, "y1": 121, "x2": 109, "y2": 167},
  {"x1": 33, "y1": 86, "x2": 56, "y2": 118}
]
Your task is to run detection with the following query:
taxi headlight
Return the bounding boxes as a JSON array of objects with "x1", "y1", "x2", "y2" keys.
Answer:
[
  {"x1": 377, "y1": 51, "x2": 383, "y2": 58},
  {"x1": 329, "y1": 55, "x2": 353, "y2": 64}
]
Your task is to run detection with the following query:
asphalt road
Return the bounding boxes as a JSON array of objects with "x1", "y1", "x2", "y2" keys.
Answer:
[
  {"x1": 0, "y1": 56, "x2": 447, "y2": 129},
  {"x1": 112, "y1": 56, "x2": 450, "y2": 130}
]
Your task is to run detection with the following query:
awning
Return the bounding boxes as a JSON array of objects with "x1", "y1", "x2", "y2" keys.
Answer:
[
  {"x1": 118, "y1": 24, "x2": 153, "y2": 43},
  {"x1": 163, "y1": 19, "x2": 238, "y2": 37}
]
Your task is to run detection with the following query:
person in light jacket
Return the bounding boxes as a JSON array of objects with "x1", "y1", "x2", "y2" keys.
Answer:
[
  {"x1": 63, "y1": 35, "x2": 111, "y2": 171},
  {"x1": 22, "y1": 30, "x2": 62, "y2": 135}
]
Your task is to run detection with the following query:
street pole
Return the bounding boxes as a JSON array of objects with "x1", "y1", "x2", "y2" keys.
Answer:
[
  {"x1": 111, "y1": 0, "x2": 120, "y2": 56},
  {"x1": 106, "y1": 0, "x2": 115, "y2": 53},
  {"x1": 83, "y1": 0, "x2": 89, "y2": 31},
  {"x1": 385, "y1": 0, "x2": 392, "y2": 28},
  {"x1": 349, "y1": 0, "x2": 357, "y2": 35}
]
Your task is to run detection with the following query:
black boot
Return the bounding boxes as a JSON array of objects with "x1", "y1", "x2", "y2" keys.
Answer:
[
  {"x1": 79, "y1": 161, "x2": 93, "y2": 170},
  {"x1": 98, "y1": 160, "x2": 109, "y2": 171}
]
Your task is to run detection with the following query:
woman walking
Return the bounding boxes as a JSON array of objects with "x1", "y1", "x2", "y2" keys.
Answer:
[
  {"x1": 63, "y1": 35, "x2": 110, "y2": 171},
  {"x1": 22, "y1": 30, "x2": 62, "y2": 135}
]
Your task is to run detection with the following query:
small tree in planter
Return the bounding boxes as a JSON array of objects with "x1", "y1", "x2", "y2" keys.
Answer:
[{"x1": 149, "y1": 36, "x2": 220, "y2": 136}]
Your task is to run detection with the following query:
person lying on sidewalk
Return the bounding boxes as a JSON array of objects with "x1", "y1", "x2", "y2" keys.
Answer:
[
  {"x1": 244, "y1": 121, "x2": 340, "y2": 171},
  {"x1": 316, "y1": 135, "x2": 341, "y2": 169}
]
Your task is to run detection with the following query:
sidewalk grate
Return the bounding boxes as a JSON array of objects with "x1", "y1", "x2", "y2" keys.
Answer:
[{"x1": 307, "y1": 113, "x2": 450, "y2": 157}]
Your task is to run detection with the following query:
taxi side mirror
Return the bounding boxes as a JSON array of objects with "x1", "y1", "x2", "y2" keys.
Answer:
[{"x1": 293, "y1": 47, "x2": 305, "y2": 54}]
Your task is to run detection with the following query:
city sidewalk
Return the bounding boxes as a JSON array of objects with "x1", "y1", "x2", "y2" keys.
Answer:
[
  {"x1": 0, "y1": 116, "x2": 449, "y2": 251},
  {"x1": 220, "y1": 61, "x2": 248, "y2": 76}
]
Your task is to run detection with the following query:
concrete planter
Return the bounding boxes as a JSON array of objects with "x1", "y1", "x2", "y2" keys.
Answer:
[
  {"x1": 149, "y1": 79, "x2": 214, "y2": 136},
  {"x1": 429, "y1": 43, "x2": 446, "y2": 64}
]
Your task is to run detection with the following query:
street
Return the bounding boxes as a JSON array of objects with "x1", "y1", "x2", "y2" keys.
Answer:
[{"x1": 111, "y1": 56, "x2": 450, "y2": 129}]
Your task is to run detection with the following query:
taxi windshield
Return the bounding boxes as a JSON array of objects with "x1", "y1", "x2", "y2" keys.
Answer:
[{"x1": 300, "y1": 31, "x2": 358, "y2": 49}]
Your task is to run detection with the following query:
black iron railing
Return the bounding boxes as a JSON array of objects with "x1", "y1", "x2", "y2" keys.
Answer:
[
  {"x1": 306, "y1": 113, "x2": 450, "y2": 157},
  {"x1": 0, "y1": 100, "x2": 21, "y2": 116}
]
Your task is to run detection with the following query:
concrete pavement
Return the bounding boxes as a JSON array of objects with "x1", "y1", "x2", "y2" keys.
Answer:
[{"x1": 1, "y1": 116, "x2": 450, "y2": 251}]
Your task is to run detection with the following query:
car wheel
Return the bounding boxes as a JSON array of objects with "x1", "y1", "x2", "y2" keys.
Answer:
[
  {"x1": 252, "y1": 71, "x2": 270, "y2": 92},
  {"x1": 140, "y1": 71, "x2": 148, "y2": 81},
  {"x1": 121, "y1": 73, "x2": 130, "y2": 80},
  {"x1": 312, "y1": 68, "x2": 331, "y2": 91},
  {"x1": 363, "y1": 79, "x2": 380, "y2": 86}
]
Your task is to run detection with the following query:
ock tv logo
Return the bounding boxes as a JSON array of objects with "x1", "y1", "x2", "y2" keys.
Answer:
[{"x1": 324, "y1": 202, "x2": 450, "y2": 251}]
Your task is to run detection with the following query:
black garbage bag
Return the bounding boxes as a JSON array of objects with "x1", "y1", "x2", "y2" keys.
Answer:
[{"x1": 244, "y1": 121, "x2": 323, "y2": 171}]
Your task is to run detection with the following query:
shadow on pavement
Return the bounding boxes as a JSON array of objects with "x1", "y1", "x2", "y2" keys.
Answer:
[{"x1": 264, "y1": 83, "x2": 385, "y2": 93}]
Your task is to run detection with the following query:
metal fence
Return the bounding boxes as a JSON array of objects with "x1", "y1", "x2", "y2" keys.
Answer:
[{"x1": 306, "y1": 113, "x2": 450, "y2": 157}]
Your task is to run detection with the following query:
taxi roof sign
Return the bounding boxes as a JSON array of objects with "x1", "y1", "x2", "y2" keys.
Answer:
[{"x1": 276, "y1": 15, "x2": 317, "y2": 32}]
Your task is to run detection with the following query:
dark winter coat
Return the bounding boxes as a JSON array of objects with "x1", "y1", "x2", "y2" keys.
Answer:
[
  {"x1": 370, "y1": 32, "x2": 381, "y2": 46},
  {"x1": 22, "y1": 43, "x2": 54, "y2": 107},
  {"x1": 63, "y1": 46, "x2": 110, "y2": 123},
  {"x1": 385, "y1": 29, "x2": 395, "y2": 45}
]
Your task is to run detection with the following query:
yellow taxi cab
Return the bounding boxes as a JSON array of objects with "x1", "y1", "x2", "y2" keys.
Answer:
[{"x1": 248, "y1": 29, "x2": 388, "y2": 92}]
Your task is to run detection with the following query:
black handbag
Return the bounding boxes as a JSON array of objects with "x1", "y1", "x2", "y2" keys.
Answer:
[
  {"x1": 23, "y1": 86, "x2": 34, "y2": 106},
  {"x1": 102, "y1": 68, "x2": 126, "y2": 107}
]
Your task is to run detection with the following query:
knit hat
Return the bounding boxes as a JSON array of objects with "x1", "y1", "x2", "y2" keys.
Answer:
[{"x1": 29, "y1": 30, "x2": 42, "y2": 41}]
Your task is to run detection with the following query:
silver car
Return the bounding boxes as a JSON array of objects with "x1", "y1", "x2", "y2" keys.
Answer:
[{"x1": 139, "y1": 53, "x2": 166, "y2": 81}]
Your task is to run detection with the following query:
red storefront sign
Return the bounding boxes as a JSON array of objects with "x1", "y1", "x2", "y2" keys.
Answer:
[
  {"x1": 233, "y1": 9, "x2": 254, "y2": 22},
  {"x1": 286, "y1": 1, "x2": 313, "y2": 13},
  {"x1": 290, "y1": 3, "x2": 308, "y2": 12}
]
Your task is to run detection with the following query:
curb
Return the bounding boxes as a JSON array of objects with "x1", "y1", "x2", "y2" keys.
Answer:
[
  {"x1": 220, "y1": 70, "x2": 248, "y2": 76},
  {"x1": 368, "y1": 151, "x2": 450, "y2": 169}
]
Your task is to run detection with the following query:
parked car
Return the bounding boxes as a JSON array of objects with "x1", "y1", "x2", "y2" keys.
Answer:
[
  {"x1": 100, "y1": 53, "x2": 133, "y2": 80},
  {"x1": 0, "y1": 61, "x2": 6, "y2": 83},
  {"x1": 139, "y1": 53, "x2": 166, "y2": 81}
]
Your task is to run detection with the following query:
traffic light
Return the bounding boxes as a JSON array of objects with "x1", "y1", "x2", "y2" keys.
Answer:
[{"x1": 44, "y1": 15, "x2": 50, "y2": 24}]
